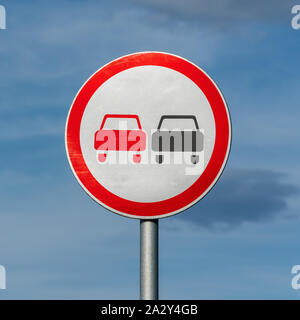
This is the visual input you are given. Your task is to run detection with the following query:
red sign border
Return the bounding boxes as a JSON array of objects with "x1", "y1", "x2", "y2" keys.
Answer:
[{"x1": 65, "y1": 52, "x2": 231, "y2": 219}]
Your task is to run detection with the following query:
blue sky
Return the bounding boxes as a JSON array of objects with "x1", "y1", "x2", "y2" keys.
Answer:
[{"x1": 0, "y1": 0, "x2": 299, "y2": 299}]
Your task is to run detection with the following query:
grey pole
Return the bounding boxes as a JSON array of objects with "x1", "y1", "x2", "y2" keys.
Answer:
[{"x1": 140, "y1": 219, "x2": 159, "y2": 300}]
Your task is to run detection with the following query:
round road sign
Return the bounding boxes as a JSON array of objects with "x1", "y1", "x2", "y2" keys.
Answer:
[{"x1": 65, "y1": 52, "x2": 231, "y2": 219}]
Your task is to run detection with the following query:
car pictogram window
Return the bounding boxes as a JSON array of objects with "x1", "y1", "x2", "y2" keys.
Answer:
[
  {"x1": 101, "y1": 115, "x2": 142, "y2": 130},
  {"x1": 158, "y1": 115, "x2": 199, "y2": 131}
]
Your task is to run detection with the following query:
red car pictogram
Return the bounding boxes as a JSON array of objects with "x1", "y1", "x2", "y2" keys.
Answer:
[{"x1": 94, "y1": 114, "x2": 146, "y2": 163}]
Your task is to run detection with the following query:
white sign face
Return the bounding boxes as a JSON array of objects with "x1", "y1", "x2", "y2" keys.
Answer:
[
  {"x1": 80, "y1": 65, "x2": 215, "y2": 202},
  {"x1": 66, "y1": 52, "x2": 231, "y2": 219}
]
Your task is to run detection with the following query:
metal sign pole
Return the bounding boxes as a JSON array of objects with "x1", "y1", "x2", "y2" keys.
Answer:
[{"x1": 140, "y1": 219, "x2": 159, "y2": 300}]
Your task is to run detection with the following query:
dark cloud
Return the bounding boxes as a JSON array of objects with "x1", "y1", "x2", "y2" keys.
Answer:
[
  {"x1": 130, "y1": 0, "x2": 295, "y2": 27},
  {"x1": 181, "y1": 168, "x2": 299, "y2": 228}
]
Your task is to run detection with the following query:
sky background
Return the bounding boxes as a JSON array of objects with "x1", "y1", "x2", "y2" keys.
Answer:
[{"x1": 0, "y1": 0, "x2": 299, "y2": 299}]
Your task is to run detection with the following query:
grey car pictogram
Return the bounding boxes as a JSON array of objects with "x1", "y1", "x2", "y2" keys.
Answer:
[{"x1": 152, "y1": 115, "x2": 204, "y2": 164}]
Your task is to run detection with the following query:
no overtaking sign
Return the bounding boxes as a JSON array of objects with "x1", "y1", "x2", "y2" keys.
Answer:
[{"x1": 65, "y1": 52, "x2": 231, "y2": 219}]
